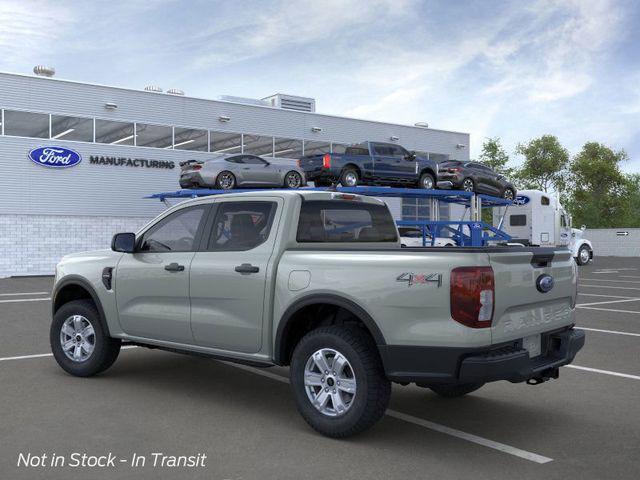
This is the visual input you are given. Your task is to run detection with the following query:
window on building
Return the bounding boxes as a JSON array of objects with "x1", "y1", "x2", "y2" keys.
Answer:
[
  {"x1": 331, "y1": 143, "x2": 348, "y2": 154},
  {"x1": 303, "y1": 140, "x2": 331, "y2": 156},
  {"x1": 95, "y1": 119, "x2": 135, "y2": 145},
  {"x1": 207, "y1": 201, "x2": 277, "y2": 251},
  {"x1": 210, "y1": 131, "x2": 242, "y2": 154},
  {"x1": 51, "y1": 115, "x2": 93, "y2": 142},
  {"x1": 429, "y1": 153, "x2": 450, "y2": 163},
  {"x1": 135, "y1": 123, "x2": 172, "y2": 148},
  {"x1": 243, "y1": 135, "x2": 274, "y2": 156},
  {"x1": 173, "y1": 127, "x2": 208, "y2": 151},
  {"x1": 3, "y1": 110, "x2": 49, "y2": 138},
  {"x1": 273, "y1": 138, "x2": 303, "y2": 158}
]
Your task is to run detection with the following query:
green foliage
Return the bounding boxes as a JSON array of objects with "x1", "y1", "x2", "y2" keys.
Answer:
[
  {"x1": 514, "y1": 135, "x2": 569, "y2": 192},
  {"x1": 478, "y1": 137, "x2": 514, "y2": 177}
]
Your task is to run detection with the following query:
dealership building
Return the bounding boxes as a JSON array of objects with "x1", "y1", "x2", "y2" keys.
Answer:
[{"x1": 0, "y1": 69, "x2": 470, "y2": 278}]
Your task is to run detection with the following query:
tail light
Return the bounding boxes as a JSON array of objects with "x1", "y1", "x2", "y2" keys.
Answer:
[
  {"x1": 296, "y1": 159, "x2": 301, "y2": 167},
  {"x1": 192, "y1": 164, "x2": 202, "y2": 170},
  {"x1": 447, "y1": 167, "x2": 461, "y2": 173},
  {"x1": 450, "y1": 266, "x2": 494, "y2": 328},
  {"x1": 322, "y1": 153, "x2": 331, "y2": 168}
]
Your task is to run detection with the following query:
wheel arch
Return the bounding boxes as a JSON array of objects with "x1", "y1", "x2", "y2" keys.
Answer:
[
  {"x1": 419, "y1": 167, "x2": 436, "y2": 179},
  {"x1": 341, "y1": 163, "x2": 362, "y2": 177},
  {"x1": 274, "y1": 294, "x2": 386, "y2": 366},
  {"x1": 52, "y1": 276, "x2": 111, "y2": 336}
]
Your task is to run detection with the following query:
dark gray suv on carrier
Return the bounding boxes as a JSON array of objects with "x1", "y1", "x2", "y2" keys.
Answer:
[{"x1": 437, "y1": 160, "x2": 517, "y2": 199}]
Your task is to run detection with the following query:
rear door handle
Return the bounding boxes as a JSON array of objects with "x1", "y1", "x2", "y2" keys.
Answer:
[
  {"x1": 235, "y1": 263, "x2": 260, "y2": 274},
  {"x1": 164, "y1": 262, "x2": 185, "y2": 272}
]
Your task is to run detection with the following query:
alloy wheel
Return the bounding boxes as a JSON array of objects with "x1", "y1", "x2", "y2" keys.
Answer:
[
  {"x1": 304, "y1": 348, "x2": 357, "y2": 417},
  {"x1": 60, "y1": 315, "x2": 96, "y2": 362},
  {"x1": 343, "y1": 172, "x2": 358, "y2": 187},
  {"x1": 503, "y1": 189, "x2": 515, "y2": 200},
  {"x1": 580, "y1": 247, "x2": 590, "y2": 264},
  {"x1": 421, "y1": 176, "x2": 434, "y2": 189},
  {"x1": 462, "y1": 179, "x2": 474, "y2": 192},
  {"x1": 286, "y1": 172, "x2": 302, "y2": 188},
  {"x1": 218, "y1": 172, "x2": 235, "y2": 189}
]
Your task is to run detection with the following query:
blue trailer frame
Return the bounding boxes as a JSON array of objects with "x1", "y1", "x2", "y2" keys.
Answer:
[{"x1": 146, "y1": 186, "x2": 512, "y2": 247}]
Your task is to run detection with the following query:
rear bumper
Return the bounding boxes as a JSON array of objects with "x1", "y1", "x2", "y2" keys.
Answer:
[
  {"x1": 379, "y1": 327, "x2": 585, "y2": 385},
  {"x1": 304, "y1": 167, "x2": 339, "y2": 182},
  {"x1": 179, "y1": 172, "x2": 208, "y2": 188}
]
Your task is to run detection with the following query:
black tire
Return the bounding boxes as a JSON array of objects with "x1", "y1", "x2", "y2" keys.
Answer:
[
  {"x1": 340, "y1": 168, "x2": 359, "y2": 187},
  {"x1": 418, "y1": 172, "x2": 435, "y2": 189},
  {"x1": 50, "y1": 300, "x2": 121, "y2": 377},
  {"x1": 215, "y1": 171, "x2": 236, "y2": 190},
  {"x1": 461, "y1": 178, "x2": 475, "y2": 192},
  {"x1": 576, "y1": 245, "x2": 592, "y2": 266},
  {"x1": 290, "y1": 325, "x2": 391, "y2": 438},
  {"x1": 284, "y1": 171, "x2": 303, "y2": 189},
  {"x1": 502, "y1": 187, "x2": 515, "y2": 200},
  {"x1": 430, "y1": 382, "x2": 484, "y2": 398}
]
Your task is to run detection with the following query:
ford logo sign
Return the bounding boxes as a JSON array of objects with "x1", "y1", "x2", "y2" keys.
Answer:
[
  {"x1": 28, "y1": 146, "x2": 82, "y2": 168},
  {"x1": 536, "y1": 274, "x2": 554, "y2": 293},
  {"x1": 514, "y1": 195, "x2": 530, "y2": 206}
]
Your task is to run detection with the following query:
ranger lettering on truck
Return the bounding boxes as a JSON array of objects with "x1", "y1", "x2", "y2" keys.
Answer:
[{"x1": 50, "y1": 190, "x2": 584, "y2": 438}]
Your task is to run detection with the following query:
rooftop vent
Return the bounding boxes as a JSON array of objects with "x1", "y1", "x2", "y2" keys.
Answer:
[
  {"x1": 219, "y1": 95, "x2": 270, "y2": 107},
  {"x1": 144, "y1": 85, "x2": 163, "y2": 93},
  {"x1": 262, "y1": 94, "x2": 316, "y2": 112},
  {"x1": 167, "y1": 88, "x2": 185, "y2": 96},
  {"x1": 414, "y1": 122, "x2": 429, "y2": 128},
  {"x1": 33, "y1": 65, "x2": 55, "y2": 77}
]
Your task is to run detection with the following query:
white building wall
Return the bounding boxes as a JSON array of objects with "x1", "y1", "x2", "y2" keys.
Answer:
[{"x1": 583, "y1": 228, "x2": 640, "y2": 257}]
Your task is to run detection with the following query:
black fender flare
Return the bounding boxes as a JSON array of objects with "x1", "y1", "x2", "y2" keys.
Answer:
[
  {"x1": 52, "y1": 275, "x2": 111, "y2": 336},
  {"x1": 273, "y1": 293, "x2": 386, "y2": 365}
]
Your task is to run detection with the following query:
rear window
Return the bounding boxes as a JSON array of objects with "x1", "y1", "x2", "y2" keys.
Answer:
[
  {"x1": 297, "y1": 200, "x2": 398, "y2": 243},
  {"x1": 510, "y1": 215, "x2": 527, "y2": 226}
]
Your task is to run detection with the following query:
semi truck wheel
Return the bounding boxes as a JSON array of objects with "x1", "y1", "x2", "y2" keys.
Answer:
[
  {"x1": 429, "y1": 382, "x2": 484, "y2": 398},
  {"x1": 290, "y1": 325, "x2": 390, "y2": 438},
  {"x1": 576, "y1": 245, "x2": 592, "y2": 265},
  {"x1": 50, "y1": 300, "x2": 121, "y2": 377}
]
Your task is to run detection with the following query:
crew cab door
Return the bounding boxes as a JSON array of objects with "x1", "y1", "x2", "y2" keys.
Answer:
[
  {"x1": 371, "y1": 143, "x2": 415, "y2": 182},
  {"x1": 189, "y1": 197, "x2": 282, "y2": 353},
  {"x1": 115, "y1": 205, "x2": 209, "y2": 343}
]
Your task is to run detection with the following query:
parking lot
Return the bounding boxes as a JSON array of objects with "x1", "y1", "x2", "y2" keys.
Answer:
[{"x1": 1, "y1": 257, "x2": 639, "y2": 480}]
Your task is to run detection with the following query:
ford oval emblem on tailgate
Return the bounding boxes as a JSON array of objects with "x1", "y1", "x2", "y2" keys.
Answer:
[
  {"x1": 536, "y1": 274, "x2": 554, "y2": 293},
  {"x1": 28, "y1": 146, "x2": 82, "y2": 168}
]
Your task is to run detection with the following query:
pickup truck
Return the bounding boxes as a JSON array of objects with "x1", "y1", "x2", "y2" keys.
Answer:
[
  {"x1": 299, "y1": 141, "x2": 439, "y2": 189},
  {"x1": 50, "y1": 190, "x2": 584, "y2": 438}
]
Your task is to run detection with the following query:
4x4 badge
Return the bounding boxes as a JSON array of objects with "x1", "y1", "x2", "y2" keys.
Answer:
[{"x1": 396, "y1": 272, "x2": 442, "y2": 288}]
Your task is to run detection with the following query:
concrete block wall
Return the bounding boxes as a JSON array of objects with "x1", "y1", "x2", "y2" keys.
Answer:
[
  {"x1": 583, "y1": 228, "x2": 640, "y2": 257},
  {"x1": 0, "y1": 215, "x2": 152, "y2": 278}
]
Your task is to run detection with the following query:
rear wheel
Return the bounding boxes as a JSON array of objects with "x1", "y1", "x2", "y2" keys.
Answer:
[
  {"x1": 430, "y1": 382, "x2": 484, "y2": 398},
  {"x1": 462, "y1": 178, "x2": 475, "y2": 192},
  {"x1": 502, "y1": 187, "x2": 515, "y2": 200},
  {"x1": 216, "y1": 171, "x2": 236, "y2": 190},
  {"x1": 418, "y1": 172, "x2": 435, "y2": 189},
  {"x1": 50, "y1": 300, "x2": 121, "y2": 377},
  {"x1": 290, "y1": 325, "x2": 390, "y2": 438},
  {"x1": 284, "y1": 171, "x2": 303, "y2": 189},
  {"x1": 576, "y1": 245, "x2": 592, "y2": 265},
  {"x1": 340, "y1": 168, "x2": 359, "y2": 187}
]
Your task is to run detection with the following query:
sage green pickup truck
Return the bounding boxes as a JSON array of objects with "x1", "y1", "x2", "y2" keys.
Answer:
[{"x1": 50, "y1": 190, "x2": 584, "y2": 437}]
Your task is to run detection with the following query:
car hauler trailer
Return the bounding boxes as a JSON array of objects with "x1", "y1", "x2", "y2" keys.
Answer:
[{"x1": 493, "y1": 189, "x2": 593, "y2": 265}]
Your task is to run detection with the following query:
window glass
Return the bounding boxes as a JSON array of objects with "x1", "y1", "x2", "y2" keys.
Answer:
[
  {"x1": 345, "y1": 146, "x2": 369, "y2": 156},
  {"x1": 243, "y1": 155, "x2": 268, "y2": 165},
  {"x1": 510, "y1": 215, "x2": 527, "y2": 226},
  {"x1": 139, "y1": 206, "x2": 206, "y2": 252},
  {"x1": 211, "y1": 131, "x2": 242, "y2": 154},
  {"x1": 389, "y1": 145, "x2": 407, "y2": 157},
  {"x1": 208, "y1": 201, "x2": 277, "y2": 251},
  {"x1": 304, "y1": 140, "x2": 331, "y2": 156},
  {"x1": 225, "y1": 156, "x2": 244, "y2": 164},
  {"x1": 95, "y1": 119, "x2": 134, "y2": 145},
  {"x1": 373, "y1": 144, "x2": 392, "y2": 156},
  {"x1": 297, "y1": 200, "x2": 398, "y2": 243},
  {"x1": 4, "y1": 110, "x2": 49, "y2": 138},
  {"x1": 135, "y1": 123, "x2": 172, "y2": 148},
  {"x1": 274, "y1": 137, "x2": 303, "y2": 158},
  {"x1": 541, "y1": 196, "x2": 550, "y2": 206},
  {"x1": 243, "y1": 135, "x2": 273, "y2": 156},
  {"x1": 331, "y1": 143, "x2": 348, "y2": 154},
  {"x1": 174, "y1": 127, "x2": 208, "y2": 151},
  {"x1": 50, "y1": 115, "x2": 93, "y2": 142}
]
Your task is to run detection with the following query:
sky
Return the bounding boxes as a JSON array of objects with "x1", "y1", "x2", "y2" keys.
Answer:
[{"x1": 1, "y1": 0, "x2": 639, "y2": 171}]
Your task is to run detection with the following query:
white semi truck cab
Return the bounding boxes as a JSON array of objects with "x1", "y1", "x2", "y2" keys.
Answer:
[{"x1": 495, "y1": 189, "x2": 594, "y2": 265}]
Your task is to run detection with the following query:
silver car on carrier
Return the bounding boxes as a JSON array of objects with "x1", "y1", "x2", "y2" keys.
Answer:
[{"x1": 179, "y1": 154, "x2": 307, "y2": 190}]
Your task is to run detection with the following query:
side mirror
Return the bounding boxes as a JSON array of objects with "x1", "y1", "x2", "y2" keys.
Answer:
[
  {"x1": 112, "y1": 232, "x2": 136, "y2": 253},
  {"x1": 405, "y1": 151, "x2": 416, "y2": 161}
]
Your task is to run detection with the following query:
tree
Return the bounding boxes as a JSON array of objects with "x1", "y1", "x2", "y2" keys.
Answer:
[
  {"x1": 478, "y1": 137, "x2": 514, "y2": 177},
  {"x1": 566, "y1": 142, "x2": 634, "y2": 228},
  {"x1": 514, "y1": 135, "x2": 569, "y2": 192}
]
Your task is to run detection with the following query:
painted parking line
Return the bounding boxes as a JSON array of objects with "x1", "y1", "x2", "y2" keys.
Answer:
[
  {"x1": 567, "y1": 365, "x2": 640, "y2": 381},
  {"x1": 225, "y1": 362, "x2": 553, "y2": 464},
  {"x1": 0, "y1": 297, "x2": 51, "y2": 304},
  {"x1": 577, "y1": 327, "x2": 640, "y2": 338},
  {"x1": 581, "y1": 278, "x2": 640, "y2": 285},
  {"x1": 577, "y1": 298, "x2": 640, "y2": 307},
  {"x1": 577, "y1": 306, "x2": 640, "y2": 314},
  {"x1": 0, "y1": 291, "x2": 50, "y2": 297},
  {"x1": 578, "y1": 293, "x2": 637, "y2": 299},
  {"x1": 580, "y1": 284, "x2": 640, "y2": 292},
  {"x1": 0, "y1": 346, "x2": 137, "y2": 362}
]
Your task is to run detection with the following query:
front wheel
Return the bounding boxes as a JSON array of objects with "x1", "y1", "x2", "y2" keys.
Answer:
[
  {"x1": 284, "y1": 171, "x2": 303, "y2": 189},
  {"x1": 216, "y1": 171, "x2": 236, "y2": 190},
  {"x1": 430, "y1": 382, "x2": 484, "y2": 398},
  {"x1": 576, "y1": 245, "x2": 592, "y2": 265},
  {"x1": 290, "y1": 325, "x2": 391, "y2": 438},
  {"x1": 50, "y1": 300, "x2": 121, "y2": 377},
  {"x1": 418, "y1": 172, "x2": 435, "y2": 189}
]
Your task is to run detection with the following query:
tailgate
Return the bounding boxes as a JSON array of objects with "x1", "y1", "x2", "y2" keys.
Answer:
[
  {"x1": 488, "y1": 248, "x2": 576, "y2": 344},
  {"x1": 298, "y1": 154, "x2": 326, "y2": 173}
]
